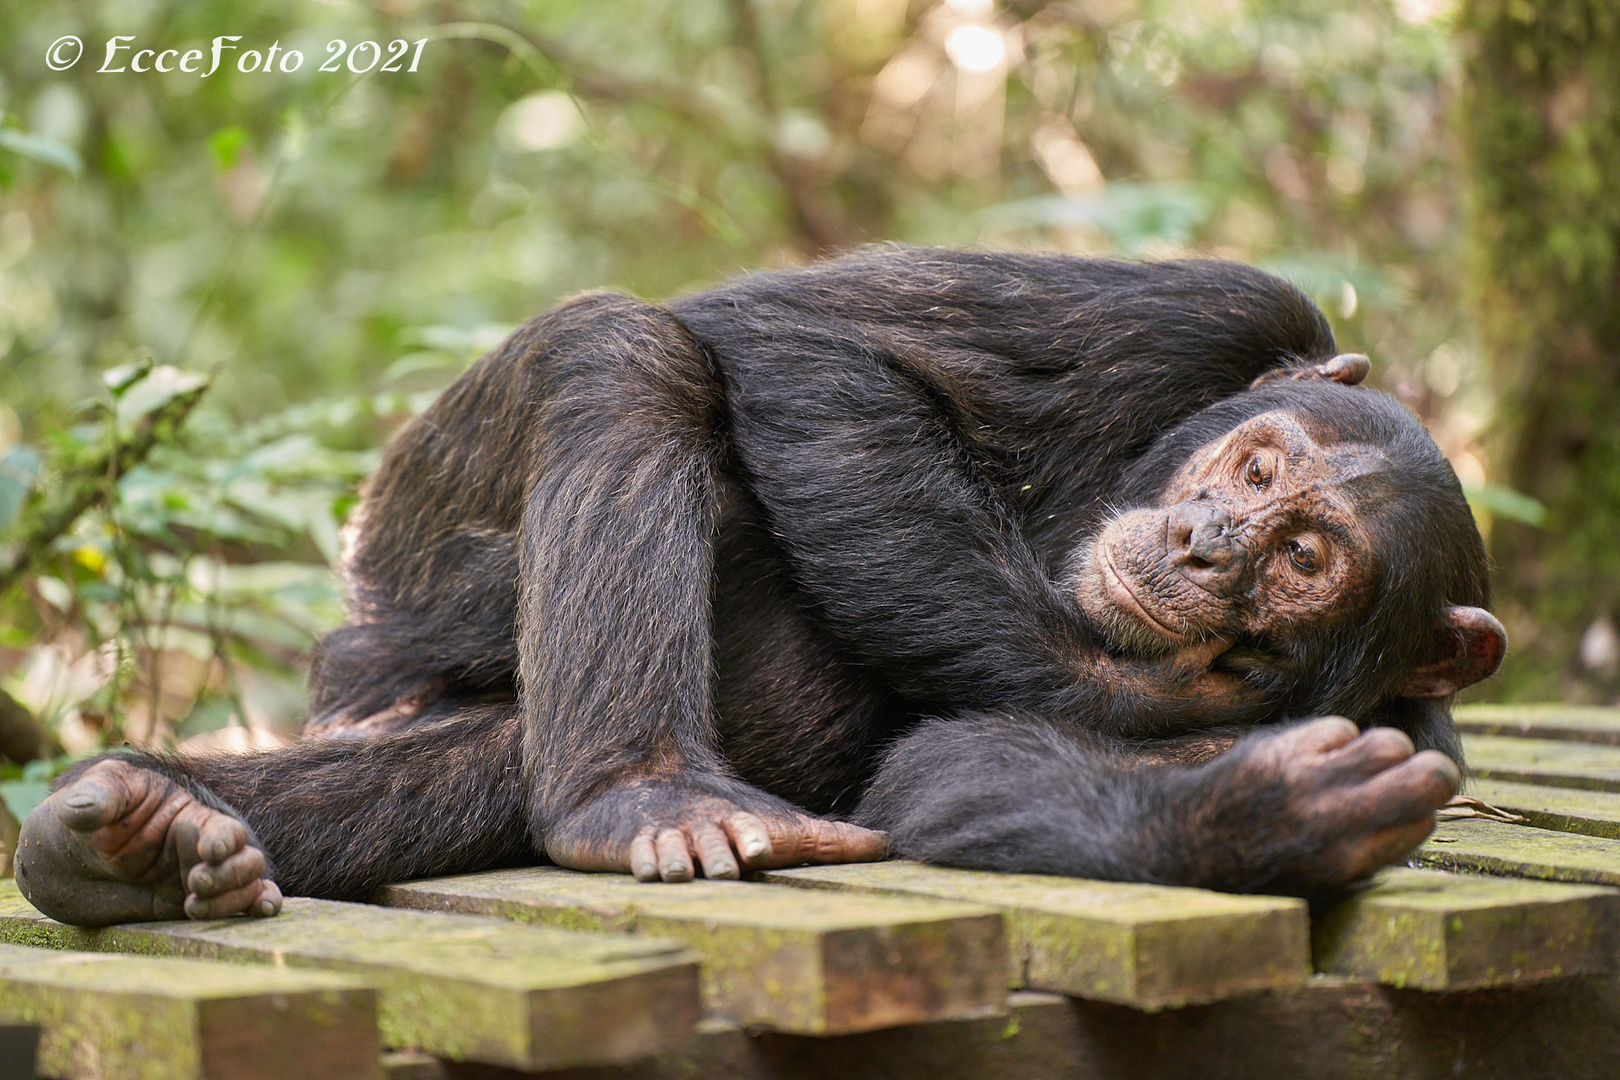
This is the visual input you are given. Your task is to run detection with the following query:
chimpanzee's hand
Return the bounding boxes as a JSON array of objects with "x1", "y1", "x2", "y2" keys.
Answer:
[
  {"x1": 1183, "y1": 716, "x2": 1459, "y2": 894},
  {"x1": 1096, "y1": 637, "x2": 1273, "y2": 722},
  {"x1": 544, "y1": 776, "x2": 889, "y2": 883}
]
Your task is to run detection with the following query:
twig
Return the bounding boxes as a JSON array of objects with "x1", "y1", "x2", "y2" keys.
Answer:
[{"x1": 0, "y1": 382, "x2": 210, "y2": 595}]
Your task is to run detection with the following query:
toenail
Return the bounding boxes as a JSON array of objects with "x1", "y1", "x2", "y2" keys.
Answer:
[{"x1": 65, "y1": 795, "x2": 95, "y2": 809}]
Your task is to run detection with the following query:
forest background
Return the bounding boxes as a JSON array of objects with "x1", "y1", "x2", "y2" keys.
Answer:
[{"x1": 0, "y1": 0, "x2": 1615, "y2": 833}]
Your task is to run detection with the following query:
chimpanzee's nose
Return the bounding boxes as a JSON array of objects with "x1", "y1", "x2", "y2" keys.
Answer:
[{"x1": 1167, "y1": 503, "x2": 1248, "y2": 594}]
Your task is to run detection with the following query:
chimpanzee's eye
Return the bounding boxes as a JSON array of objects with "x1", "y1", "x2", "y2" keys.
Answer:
[
  {"x1": 1245, "y1": 456, "x2": 1272, "y2": 488},
  {"x1": 1287, "y1": 538, "x2": 1320, "y2": 573}
]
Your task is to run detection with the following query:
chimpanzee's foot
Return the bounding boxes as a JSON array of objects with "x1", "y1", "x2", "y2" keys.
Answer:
[
  {"x1": 546, "y1": 778, "x2": 890, "y2": 883},
  {"x1": 1197, "y1": 716, "x2": 1459, "y2": 894},
  {"x1": 14, "y1": 758, "x2": 283, "y2": 927}
]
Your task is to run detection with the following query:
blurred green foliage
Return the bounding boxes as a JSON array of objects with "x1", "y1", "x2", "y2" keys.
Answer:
[
  {"x1": 0, "y1": 0, "x2": 1575, "y2": 754},
  {"x1": 1459, "y1": 0, "x2": 1620, "y2": 703}
]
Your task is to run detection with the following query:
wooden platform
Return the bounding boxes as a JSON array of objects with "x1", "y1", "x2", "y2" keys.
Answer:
[{"x1": 2, "y1": 702, "x2": 1619, "y2": 1079}]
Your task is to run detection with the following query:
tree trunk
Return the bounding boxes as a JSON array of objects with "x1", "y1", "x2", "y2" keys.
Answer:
[{"x1": 1458, "y1": 0, "x2": 1620, "y2": 701}]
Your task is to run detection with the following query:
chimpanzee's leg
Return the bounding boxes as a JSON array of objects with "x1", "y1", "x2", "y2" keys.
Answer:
[
  {"x1": 507, "y1": 296, "x2": 885, "y2": 882},
  {"x1": 855, "y1": 712, "x2": 1459, "y2": 894},
  {"x1": 16, "y1": 706, "x2": 532, "y2": 925}
]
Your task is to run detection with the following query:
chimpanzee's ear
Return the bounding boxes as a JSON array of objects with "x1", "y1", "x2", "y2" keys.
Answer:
[
  {"x1": 1249, "y1": 353, "x2": 1371, "y2": 390},
  {"x1": 1398, "y1": 606, "x2": 1507, "y2": 698}
]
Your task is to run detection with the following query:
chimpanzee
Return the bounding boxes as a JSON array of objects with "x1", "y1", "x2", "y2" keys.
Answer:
[{"x1": 15, "y1": 249, "x2": 1504, "y2": 927}]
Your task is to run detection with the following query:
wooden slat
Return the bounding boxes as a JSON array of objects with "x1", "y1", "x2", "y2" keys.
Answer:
[
  {"x1": 1455, "y1": 703, "x2": 1620, "y2": 746},
  {"x1": 379, "y1": 1050, "x2": 446, "y2": 1080},
  {"x1": 1462, "y1": 734, "x2": 1620, "y2": 791},
  {"x1": 0, "y1": 941, "x2": 377, "y2": 1080},
  {"x1": 0, "y1": 882, "x2": 699, "y2": 1072},
  {"x1": 1468, "y1": 778, "x2": 1620, "y2": 839},
  {"x1": 379, "y1": 868, "x2": 1005, "y2": 1034},
  {"x1": 1412, "y1": 817, "x2": 1620, "y2": 886},
  {"x1": 1311, "y1": 867, "x2": 1616, "y2": 990},
  {"x1": 756, "y1": 861, "x2": 1308, "y2": 1010}
]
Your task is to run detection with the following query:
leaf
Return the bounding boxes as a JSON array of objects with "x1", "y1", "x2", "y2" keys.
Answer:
[
  {"x1": 981, "y1": 183, "x2": 1214, "y2": 252},
  {"x1": 114, "y1": 365, "x2": 210, "y2": 432},
  {"x1": 0, "y1": 780, "x2": 51, "y2": 822},
  {"x1": 103, "y1": 359, "x2": 155, "y2": 398},
  {"x1": 0, "y1": 446, "x2": 42, "y2": 532},
  {"x1": 208, "y1": 126, "x2": 250, "y2": 171},
  {"x1": 1464, "y1": 483, "x2": 1547, "y2": 528},
  {"x1": 0, "y1": 129, "x2": 82, "y2": 175}
]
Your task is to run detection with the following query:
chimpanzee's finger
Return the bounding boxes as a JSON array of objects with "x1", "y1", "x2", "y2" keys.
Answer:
[
  {"x1": 689, "y1": 821, "x2": 739, "y2": 879},
  {"x1": 172, "y1": 816, "x2": 203, "y2": 873},
  {"x1": 1326, "y1": 726, "x2": 1415, "y2": 780},
  {"x1": 727, "y1": 812, "x2": 773, "y2": 866},
  {"x1": 1340, "y1": 817, "x2": 1434, "y2": 881},
  {"x1": 1306, "y1": 353, "x2": 1370, "y2": 385},
  {"x1": 196, "y1": 814, "x2": 250, "y2": 866},
  {"x1": 187, "y1": 846, "x2": 266, "y2": 898},
  {"x1": 184, "y1": 878, "x2": 274, "y2": 920},
  {"x1": 1352, "y1": 749, "x2": 1459, "y2": 829},
  {"x1": 770, "y1": 817, "x2": 889, "y2": 866},
  {"x1": 251, "y1": 880, "x2": 283, "y2": 918},
  {"x1": 54, "y1": 775, "x2": 132, "y2": 833},
  {"x1": 629, "y1": 832, "x2": 660, "y2": 881},
  {"x1": 654, "y1": 828, "x2": 694, "y2": 883},
  {"x1": 1286, "y1": 716, "x2": 1359, "y2": 754}
]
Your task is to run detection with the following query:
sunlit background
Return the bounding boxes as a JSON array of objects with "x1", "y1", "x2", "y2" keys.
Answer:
[{"x1": 0, "y1": 0, "x2": 1614, "y2": 808}]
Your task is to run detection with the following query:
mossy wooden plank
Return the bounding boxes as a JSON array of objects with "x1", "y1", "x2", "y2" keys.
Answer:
[
  {"x1": 756, "y1": 861, "x2": 1308, "y2": 1010},
  {"x1": 1468, "y1": 779, "x2": 1620, "y2": 840},
  {"x1": 380, "y1": 1050, "x2": 447, "y2": 1079},
  {"x1": 0, "y1": 881, "x2": 699, "y2": 1072},
  {"x1": 1455, "y1": 704, "x2": 1620, "y2": 746},
  {"x1": 1462, "y1": 734, "x2": 1620, "y2": 791},
  {"x1": 0, "y1": 941, "x2": 377, "y2": 1080},
  {"x1": 378, "y1": 867, "x2": 1006, "y2": 1034},
  {"x1": 1413, "y1": 817, "x2": 1620, "y2": 886},
  {"x1": 1311, "y1": 867, "x2": 1617, "y2": 990}
]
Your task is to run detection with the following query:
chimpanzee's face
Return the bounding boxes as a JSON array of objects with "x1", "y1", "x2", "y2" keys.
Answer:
[{"x1": 1071, "y1": 411, "x2": 1384, "y2": 660}]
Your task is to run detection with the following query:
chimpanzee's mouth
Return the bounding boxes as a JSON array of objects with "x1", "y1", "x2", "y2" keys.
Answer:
[{"x1": 1099, "y1": 549, "x2": 1186, "y2": 643}]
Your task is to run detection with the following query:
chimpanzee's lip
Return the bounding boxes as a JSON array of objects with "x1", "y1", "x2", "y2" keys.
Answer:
[{"x1": 1100, "y1": 549, "x2": 1187, "y2": 643}]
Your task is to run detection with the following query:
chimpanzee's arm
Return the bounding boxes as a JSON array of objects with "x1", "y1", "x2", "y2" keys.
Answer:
[
  {"x1": 506, "y1": 295, "x2": 885, "y2": 881},
  {"x1": 854, "y1": 711, "x2": 1459, "y2": 895},
  {"x1": 673, "y1": 253, "x2": 1333, "y2": 733}
]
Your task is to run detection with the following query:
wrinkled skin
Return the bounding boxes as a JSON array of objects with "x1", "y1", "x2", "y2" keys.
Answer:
[
  {"x1": 1186, "y1": 717, "x2": 1462, "y2": 893},
  {"x1": 542, "y1": 778, "x2": 889, "y2": 883},
  {"x1": 17, "y1": 759, "x2": 282, "y2": 928},
  {"x1": 1072, "y1": 410, "x2": 1379, "y2": 657}
]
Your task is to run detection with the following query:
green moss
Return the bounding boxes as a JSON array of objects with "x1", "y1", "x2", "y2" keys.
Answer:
[
  {"x1": 1311, "y1": 866, "x2": 1615, "y2": 990},
  {"x1": 0, "y1": 943, "x2": 374, "y2": 1080},
  {"x1": 1463, "y1": 733, "x2": 1620, "y2": 791},
  {"x1": 380, "y1": 867, "x2": 1007, "y2": 1033},
  {"x1": 0, "y1": 883, "x2": 698, "y2": 1071},
  {"x1": 761, "y1": 861, "x2": 1309, "y2": 1009}
]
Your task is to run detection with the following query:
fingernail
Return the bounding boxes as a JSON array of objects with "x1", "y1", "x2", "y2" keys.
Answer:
[
  {"x1": 741, "y1": 838, "x2": 768, "y2": 858},
  {"x1": 64, "y1": 795, "x2": 96, "y2": 810},
  {"x1": 636, "y1": 863, "x2": 657, "y2": 878},
  {"x1": 257, "y1": 900, "x2": 276, "y2": 916}
]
